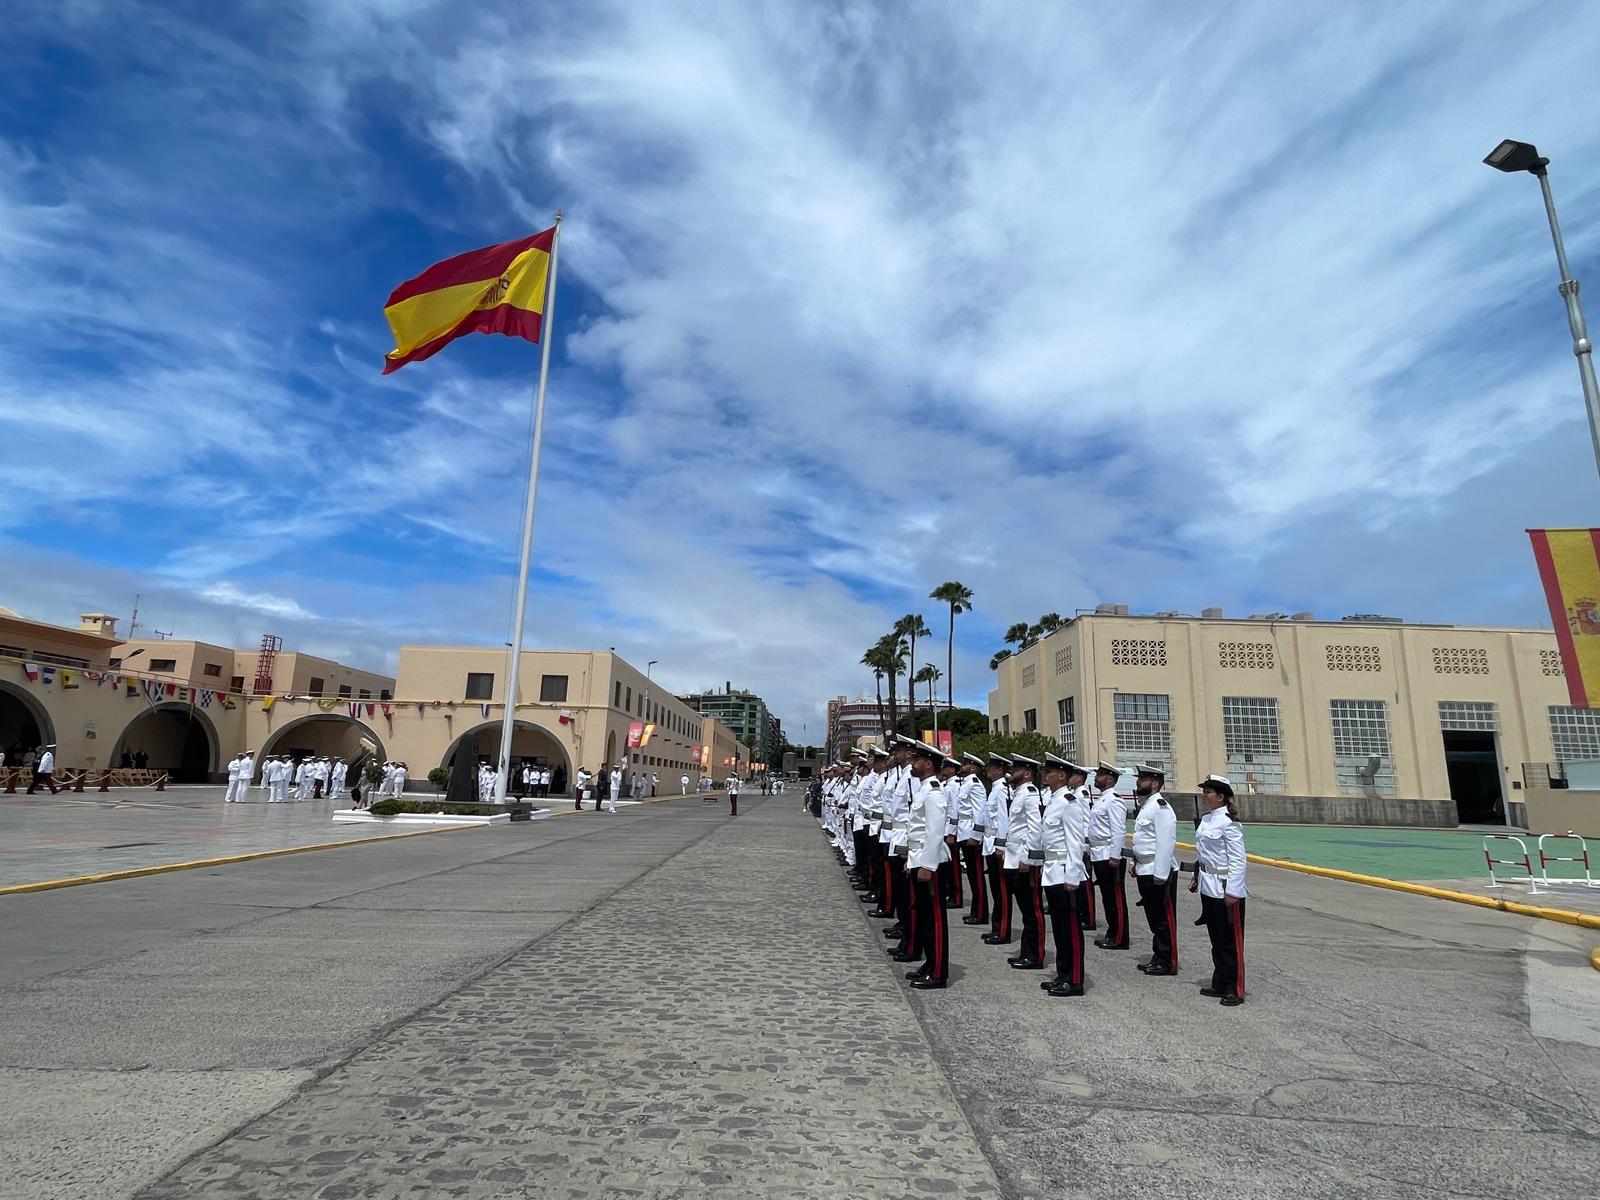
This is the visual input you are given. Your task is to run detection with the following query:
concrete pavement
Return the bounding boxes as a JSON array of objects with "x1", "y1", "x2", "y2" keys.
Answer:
[{"x1": 3, "y1": 794, "x2": 1597, "y2": 1198}]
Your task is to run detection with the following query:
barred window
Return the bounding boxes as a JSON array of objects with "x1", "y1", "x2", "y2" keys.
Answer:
[
  {"x1": 1021, "y1": 663, "x2": 1037, "y2": 688},
  {"x1": 1549, "y1": 706, "x2": 1600, "y2": 766},
  {"x1": 1431, "y1": 647, "x2": 1489, "y2": 675},
  {"x1": 1541, "y1": 649, "x2": 1565, "y2": 677},
  {"x1": 1326, "y1": 644, "x2": 1382, "y2": 672},
  {"x1": 1439, "y1": 701, "x2": 1497, "y2": 732},
  {"x1": 1057, "y1": 696, "x2": 1077, "y2": 758},
  {"x1": 1218, "y1": 641, "x2": 1275, "y2": 670},
  {"x1": 1114, "y1": 693, "x2": 1173, "y2": 779},
  {"x1": 1330, "y1": 699, "x2": 1396, "y2": 797},
  {"x1": 1054, "y1": 645, "x2": 1073, "y2": 674},
  {"x1": 1111, "y1": 638, "x2": 1167, "y2": 667},
  {"x1": 1222, "y1": 696, "x2": 1284, "y2": 791}
]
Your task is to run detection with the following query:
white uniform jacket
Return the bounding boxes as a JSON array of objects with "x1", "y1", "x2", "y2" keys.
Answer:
[
  {"x1": 1131, "y1": 793, "x2": 1178, "y2": 878},
  {"x1": 905, "y1": 776, "x2": 952, "y2": 871},
  {"x1": 982, "y1": 779, "x2": 1010, "y2": 856},
  {"x1": 861, "y1": 770, "x2": 885, "y2": 835},
  {"x1": 1194, "y1": 808, "x2": 1249, "y2": 899},
  {"x1": 953, "y1": 776, "x2": 980, "y2": 842},
  {"x1": 882, "y1": 766, "x2": 914, "y2": 852},
  {"x1": 1039, "y1": 785, "x2": 1090, "y2": 887},
  {"x1": 942, "y1": 776, "x2": 963, "y2": 837},
  {"x1": 1002, "y1": 782, "x2": 1044, "y2": 870},
  {"x1": 1088, "y1": 788, "x2": 1129, "y2": 862},
  {"x1": 226, "y1": 757, "x2": 246, "y2": 784}
]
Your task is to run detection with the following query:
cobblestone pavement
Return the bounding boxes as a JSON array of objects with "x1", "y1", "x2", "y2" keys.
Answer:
[{"x1": 136, "y1": 797, "x2": 1002, "y2": 1199}]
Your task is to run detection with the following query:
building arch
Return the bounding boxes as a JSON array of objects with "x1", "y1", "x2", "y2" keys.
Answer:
[
  {"x1": 440, "y1": 719, "x2": 573, "y2": 794},
  {"x1": 0, "y1": 679, "x2": 55, "y2": 754},
  {"x1": 604, "y1": 728, "x2": 617, "y2": 771},
  {"x1": 113, "y1": 703, "x2": 221, "y2": 783},
  {"x1": 257, "y1": 713, "x2": 387, "y2": 774}
]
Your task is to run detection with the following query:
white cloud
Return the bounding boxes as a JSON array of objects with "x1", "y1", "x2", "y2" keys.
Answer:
[{"x1": 198, "y1": 582, "x2": 317, "y2": 621}]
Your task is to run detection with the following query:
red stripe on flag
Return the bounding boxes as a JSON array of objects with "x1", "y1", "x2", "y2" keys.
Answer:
[
  {"x1": 384, "y1": 229, "x2": 554, "y2": 308},
  {"x1": 381, "y1": 304, "x2": 545, "y2": 375},
  {"x1": 1529, "y1": 529, "x2": 1588, "y2": 707}
]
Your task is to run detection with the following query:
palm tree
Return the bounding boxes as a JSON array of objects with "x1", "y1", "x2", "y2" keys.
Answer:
[
  {"x1": 861, "y1": 644, "x2": 888, "y2": 732},
  {"x1": 1025, "y1": 623, "x2": 1043, "y2": 648},
  {"x1": 1038, "y1": 612, "x2": 1065, "y2": 635},
  {"x1": 896, "y1": 614, "x2": 932, "y2": 726},
  {"x1": 914, "y1": 664, "x2": 942, "y2": 735},
  {"x1": 1003, "y1": 622, "x2": 1030, "y2": 648},
  {"x1": 930, "y1": 581, "x2": 973, "y2": 719},
  {"x1": 989, "y1": 649, "x2": 1013, "y2": 671},
  {"x1": 876, "y1": 632, "x2": 907, "y2": 735}
]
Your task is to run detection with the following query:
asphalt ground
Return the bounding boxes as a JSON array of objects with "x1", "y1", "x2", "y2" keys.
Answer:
[{"x1": 3, "y1": 795, "x2": 1596, "y2": 1199}]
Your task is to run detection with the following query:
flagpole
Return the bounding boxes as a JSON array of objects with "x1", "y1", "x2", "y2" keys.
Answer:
[{"x1": 494, "y1": 211, "x2": 562, "y2": 804}]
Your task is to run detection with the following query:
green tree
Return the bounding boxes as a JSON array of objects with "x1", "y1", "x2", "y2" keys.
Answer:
[
  {"x1": 1003, "y1": 622, "x2": 1030, "y2": 648},
  {"x1": 895, "y1": 614, "x2": 932, "y2": 721},
  {"x1": 895, "y1": 705, "x2": 987, "y2": 738},
  {"x1": 860, "y1": 644, "x2": 889, "y2": 733},
  {"x1": 913, "y1": 664, "x2": 941, "y2": 729},
  {"x1": 1038, "y1": 612, "x2": 1066, "y2": 635},
  {"x1": 989, "y1": 648, "x2": 1013, "y2": 671},
  {"x1": 875, "y1": 632, "x2": 907, "y2": 735},
  {"x1": 951, "y1": 729, "x2": 1061, "y2": 765},
  {"x1": 929, "y1": 581, "x2": 974, "y2": 717}
]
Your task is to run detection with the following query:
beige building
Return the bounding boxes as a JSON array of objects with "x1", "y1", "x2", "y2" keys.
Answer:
[
  {"x1": 987, "y1": 608, "x2": 1590, "y2": 826},
  {"x1": 109, "y1": 638, "x2": 394, "y2": 700}
]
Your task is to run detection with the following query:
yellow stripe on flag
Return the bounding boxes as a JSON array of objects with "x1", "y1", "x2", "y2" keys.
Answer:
[{"x1": 1529, "y1": 527, "x2": 1600, "y2": 707}]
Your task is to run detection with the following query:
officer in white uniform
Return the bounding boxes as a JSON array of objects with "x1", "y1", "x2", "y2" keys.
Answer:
[
  {"x1": 1130, "y1": 763, "x2": 1179, "y2": 975},
  {"x1": 881, "y1": 739, "x2": 919, "y2": 951},
  {"x1": 955, "y1": 753, "x2": 989, "y2": 926},
  {"x1": 902, "y1": 742, "x2": 952, "y2": 989},
  {"x1": 1003, "y1": 754, "x2": 1047, "y2": 969},
  {"x1": 388, "y1": 761, "x2": 407, "y2": 797},
  {"x1": 681, "y1": 772, "x2": 690, "y2": 796},
  {"x1": 330, "y1": 758, "x2": 348, "y2": 800},
  {"x1": 1038, "y1": 754, "x2": 1091, "y2": 997},
  {"x1": 608, "y1": 764, "x2": 623, "y2": 813},
  {"x1": 1190, "y1": 774, "x2": 1249, "y2": 1006},
  {"x1": 224, "y1": 755, "x2": 248, "y2": 803},
  {"x1": 980, "y1": 753, "x2": 1013, "y2": 944},
  {"x1": 294, "y1": 757, "x2": 313, "y2": 801},
  {"x1": 1090, "y1": 761, "x2": 1131, "y2": 950}
]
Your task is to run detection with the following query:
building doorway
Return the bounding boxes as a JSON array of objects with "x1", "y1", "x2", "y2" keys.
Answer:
[
  {"x1": 114, "y1": 705, "x2": 218, "y2": 783},
  {"x1": 1443, "y1": 730, "x2": 1503, "y2": 824}
]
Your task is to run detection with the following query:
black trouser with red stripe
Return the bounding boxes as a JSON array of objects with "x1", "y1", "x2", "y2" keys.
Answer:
[
  {"x1": 939, "y1": 839, "x2": 963, "y2": 905},
  {"x1": 1136, "y1": 871, "x2": 1179, "y2": 971},
  {"x1": 987, "y1": 854, "x2": 1010, "y2": 937},
  {"x1": 882, "y1": 844, "x2": 899, "y2": 917},
  {"x1": 1078, "y1": 854, "x2": 1097, "y2": 929},
  {"x1": 913, "y1": 869, "x2": 948, "y2": 983},
  {"x1": 1009, "y1": 867, "x2": 1046, "y2": 962},
  {"x1": 893, "y1": 854, "x2": 917, "y2": 952},
  {"x1": 963, "y1": 842, "x2": 988, "y2": 920},
  {"x1": 1044, "y1": 884, "x2": 1084, "y2": 986},
  {"x1": 1201, "y1": 894, "x2": 1245, "y2": 998},
  {"x1": 1093, "y1": 858, "x2": 1129, "y2": 947}
]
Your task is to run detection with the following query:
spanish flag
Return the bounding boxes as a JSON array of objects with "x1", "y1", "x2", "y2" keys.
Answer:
[
  {"x1": 1529, "y1": 527, "x2": 1600, "y2": 706},
  {"x1": 382, "y1": 228, "x2": 555, "y2": 374}
]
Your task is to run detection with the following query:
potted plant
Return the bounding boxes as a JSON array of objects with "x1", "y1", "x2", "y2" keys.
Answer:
[{"x1": 427, "y1": 766, "x2": 450, "y2": 797}]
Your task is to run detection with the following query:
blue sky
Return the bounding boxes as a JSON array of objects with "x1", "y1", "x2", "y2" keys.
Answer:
[{"x1": 3, "y1": 2, "x2": 1600, "y2": 737}]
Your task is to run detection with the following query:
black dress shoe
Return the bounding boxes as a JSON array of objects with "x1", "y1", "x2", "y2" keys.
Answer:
[
  {"x1": 1218, "y1": 994, "x2": 1243, "y2": 1007},
  {"x1": 981, "y1": 933, "x2": 1011, "y2": 945},
  {"x1": 1140, "y1": 964, "x2": 1175, "y2": 977},
  {"x1": 866, "y1": 909, "x2": 890, "y2": 918},
  {"x1": 1199, "y1": 985, "x2": 1226, "y2": 997},
  {"x1": 1040, "y1": 974, "x2": 1064, "y2": 989},
  {"x1": 1008, "y1": 956, "x2": 1044, "y2": 970},
  {"x1": 1079, "y1": 923, "x2": 1097, "y2": 932},
  {"x1": 909, "y1": 978, "x2": 947, "y2": 989},
  {"x1": 1047, "y1": 982, "x2": 1086, "y2": 998},
  {"x1": 961, "y1": 915, "x2": 987, "y2": 925},
  {"x1": 889, "y1": 951, "x2": 919, "y2": 962},
  {"x1": 883, "y1": 926, "x2": 903, "y2": 938},
  {"x1": 905, "y1": 969, "x2": 928, "y2": 981}
]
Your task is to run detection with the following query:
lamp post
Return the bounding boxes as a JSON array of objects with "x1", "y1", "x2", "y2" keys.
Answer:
[{"x1": 1484, "y1": 139, "x2": 1600, "y2": 477}]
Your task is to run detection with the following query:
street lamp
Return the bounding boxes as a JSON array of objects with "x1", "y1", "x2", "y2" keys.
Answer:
[{"x1": 1484, "y1": 139, "x2": 1600, "y2": 476}]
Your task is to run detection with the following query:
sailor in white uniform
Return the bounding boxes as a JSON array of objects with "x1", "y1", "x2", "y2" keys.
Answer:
[
  {"x1": 980, "y1": 753, "x2": 1013, "y2": 944},
  {"x1": 1002, "y1": 754, "x2": 1046, "y2": 969},
  {"x1": 1089, "y1": 762, "x2": 1131, "y2": 949},
  {"x1": 902, "y1": 742, "x2": 952, "y2": 989},
  {"x1": 935, "y1": 754, "x2": 964, "y2": 909},
  {"x1": 1189, "y1": 774, "x2": 1249, "y2": 1006},
  {"x1": 1038, "y1": 754, "x2": 1091, "y2": 997},
  {"x1": 223, "y1": 753, "x2": 248, "y2": 803},
  {"x1": 1131, "y1": 763, "x2": 1180, "y2": 976},
  {"x1": 955, "y1": 753, "x2": 989, "y2": 926}
]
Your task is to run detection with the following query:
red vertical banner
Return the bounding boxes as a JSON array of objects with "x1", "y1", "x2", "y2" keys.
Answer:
[
  {"x1": 626, "y1": 721, "x2": 645, "y2": 749},
  {"x1": 935, "y1": 729, "x2": 953, "y2": 756}
]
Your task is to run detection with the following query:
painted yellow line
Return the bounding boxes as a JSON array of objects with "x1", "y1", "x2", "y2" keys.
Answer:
[
  {"x1": 1176, "y1": 839, "x2": 1600, "y2": 931},
  {"x1": 0, "y1": 824, "x2": 474, "y2": 897},
  {"x1": 1591, "y1": 947, "x2": 1600, "y2": 972}
]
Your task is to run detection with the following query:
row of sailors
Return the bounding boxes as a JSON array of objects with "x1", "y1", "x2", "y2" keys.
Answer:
[
  {"x1": 222, "y1": 754, "x2": 400, "y2": 804},
  {"x1": 818, "y1": 737, "x2": 1249, "y2": 1003}
]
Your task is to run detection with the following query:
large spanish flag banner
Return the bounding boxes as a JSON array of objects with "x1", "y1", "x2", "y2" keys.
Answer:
[
  {"x1": 1528, "y1": 528, "x2": 1600, "y2": 706},
  {"x1": 381, "y1": 228, "x2": 555, "y2": 374}
]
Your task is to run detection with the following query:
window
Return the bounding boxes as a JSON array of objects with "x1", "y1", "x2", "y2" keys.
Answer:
[
  {"x1": 1540, "y1": 649, "x2": 1565, "y2": 677},
  {"x1": 1057, "y1": 696, "x2": 1077, "y2": 759},
  {"x1": 1111, "y1": 638, "x2": 1167, "y2": 667},
  {"x1": 1330, "y1": 699, "x2": 1396, "y2": 797},
  {"x1": 380, "y1": 689, "x2": 391, "y2": 701},
  {"x1": 358, "y1": 688, "x2": 370, "y2": 700},
  {"x1": 1326, "y1": 644, "x2": 1381, "y2": 672},
  {"x1": 202, "y1": 663, "x2": 222, "y2": 677},
  {"x1": 1114, "y1": 692, "x2": 1173, "y2": 779},
  {"x1": 1439, "y1": 701, "x2": 1497, "y2": 732},
  {"x1": 1218, "y1": 641, "x2": 1274, "y2": 670},
  {"x1": 626, "y1": 686, "x2": 632, "y2": 710},
  {"x1": 1222, "y1": 697, "x2": 1284, "y2": 792},
  {"x1": 1021, "y1": 664, "x2": 1037, "y2": 688},
  {"x1": 1001, "y1": 715, "x2": 1011, "y2": 735},
  {"x1": 309, "y1": 677, "x2": 325, "y2": 696},
  {"x1": 150, "y1": 658, "x2": 177, "y2": 672},
  {"x1": 1023, "y1": 708, "x2": 1038, "y2": 731},
  {"x1": 465, "y1": 672, "x2": 494, "y2": 700},
  {"x1": 615, "y1": 681, "x2": 622, "y2": 707},
  {"x1": 540, "y1": 674, "x2": 569, "y2": 702},
  {"x1": 108, "y1": 657, "x2": 123, "y2": 668},
  {"x1": 1054, "y1": 646, "x2": 1073, "y2": 675},
  {"x1": 1549, "y1": 706, "x2": 1600, "y2": 767},
  {"x1": 337, "y1": 684, "x2": 352, "y2": 698},
  {"x1": 230, "y1": 675, "x2": 244, "y2": 692},
  {"x1": 1432, "y1": 647, "x2": 1489, "y2": 675}
]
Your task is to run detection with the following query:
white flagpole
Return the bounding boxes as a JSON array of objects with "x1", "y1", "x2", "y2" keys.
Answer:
[{"x1": 494, "y1": 212, "x2": 562, "y2": 804}]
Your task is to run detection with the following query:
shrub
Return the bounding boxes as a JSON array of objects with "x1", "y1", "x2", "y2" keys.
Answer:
[{"x1": 366, "y1": 798, "x2": 510, "y2": 818}]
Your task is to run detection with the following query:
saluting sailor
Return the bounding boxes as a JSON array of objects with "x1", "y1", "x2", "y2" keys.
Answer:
[
  {"x1": 981, "y1": 753, "x2": 1013, "y2": 944},
  {"x1": 1189, "y1": 774, "x2": 1249, "y2": 1006},
  {"x1": 1130, "y1": 763, "x2": 1180, "y2": 976},
  {"x1": 1038, "y1": 754, "x2": 1091, "y2": 997},
  {"x1": 1090, "y1": 762, "x2": 1131, "y2": 950},
  {"x1": 957, "y1": 753, "x2": 990, "y2": 926},
  {"x1": 1003, "y1": 754, "x2": 1047, "y2": 969},
  {"x1": 902, "y1": 742, "x2": 952, "y2": 989}
]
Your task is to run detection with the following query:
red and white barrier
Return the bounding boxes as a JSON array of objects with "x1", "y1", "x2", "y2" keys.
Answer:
[
  {"x1": 1537, "y1": 833, "x2": 1599, "y2": 890},
  {"x1": 1483, "y1": 834, "x2": 1546, "y2": 895}
]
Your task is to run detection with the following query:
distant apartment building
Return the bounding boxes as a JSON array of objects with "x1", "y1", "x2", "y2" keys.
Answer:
[
  {"x1": 678, "y1": 682, "x2": 775, "y2": 763},
  {"x1": 826, "y1": 692, "x2": 954, "y2": 756}
]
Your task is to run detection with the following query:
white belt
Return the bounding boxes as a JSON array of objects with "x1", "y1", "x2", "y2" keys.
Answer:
[
  {"x1": 1088, "y1": 837, "x2": 1113, "y2": 847},
  {"x1": 1199, "y1": 863, "x2": 1228, "y2": 878},
  {"x1": 1043, "y1": 851, "x2": 1074, "y2": 863}
]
